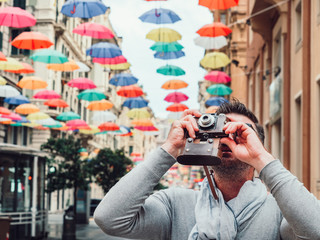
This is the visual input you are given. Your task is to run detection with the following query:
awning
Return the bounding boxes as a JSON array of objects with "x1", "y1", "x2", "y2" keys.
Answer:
[{"x1": 0, "y1": 143, "x2": 47, "y2": 157}]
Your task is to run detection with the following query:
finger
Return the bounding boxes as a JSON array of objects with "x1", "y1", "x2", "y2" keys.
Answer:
[
  {"x1": 181, "y1": 109, "x2": 201, "y2": 118},
  {"x1": 181, "y1": 120, "x2": 196, "y2": 138},
  {"x1": 220, "y1": 137, "x2": 237, "y2": 152},
  {"x1": 183, "y1": 115, "x2": 199, "y2": 131}
]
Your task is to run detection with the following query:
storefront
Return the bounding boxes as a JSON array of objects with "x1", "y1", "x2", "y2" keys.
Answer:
[{"x1": 0, "y1": 143, "x2": 47, "y2": 240}]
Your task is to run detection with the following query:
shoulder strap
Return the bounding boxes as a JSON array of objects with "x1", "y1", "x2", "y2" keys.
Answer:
[{"x1": 203, "y1": 166, "x2": 219, "y2": 201}]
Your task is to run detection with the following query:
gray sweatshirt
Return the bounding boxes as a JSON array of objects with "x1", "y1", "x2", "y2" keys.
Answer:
[{"x1": 94, "y1": 148, "x2": 320, "y2": 240}]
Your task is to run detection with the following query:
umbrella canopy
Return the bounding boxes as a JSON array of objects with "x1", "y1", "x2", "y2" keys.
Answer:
[
  {"x1": 93, "y1": 55, "x2": 127, "y2": 65},
  {"x1": 3, "y1": 112, "x2": 22, "y2": 121},
  {"x1": 0, "y1": 76, "x2": 7, "y2": 85},
  {"x1": 57, "y1": 111, "x2": 80, "y2": 121},
  {"x1": 133, "y1": 157, "x2": 144, "y2": 162},
  {"x1": 122, "y1": 97, "x2": 148, "y2": 109},
  {"x1": 101, "y1": 62, "x2": 131, "y2": 71},
  {"x1": 36, "y1": 117, "x2": 62, "y2": 128},
  {"x1": 200, "y1": 52, "x2": 231, "y2": 69},
  {"x1": 0, "y1": 51, "x2": 6, "y2": 61},
  {"x1": 199, "y1": 0, "x2": 239, "y2": 10},
  {"x1": 161, "y1": 79, "x2": 188, "y2": 90},
  {"x1": 146, "y1": 27, "x2": 181, "y2": 42},
  {"x1": 150, "y1": 41, "x2": 184, "y2": 52},
  {"x1": 205, "y1": 96, "x2": 229, "y2": 106},
  {"x1": 194, "y1": 36, "x2": 228, "y2": 50},
  {"x1": 131, "y1": 119, "x2": 154, "y2": 126},
  {"x1": 47, "y1": 60, "x2": 80, "y2": 72},
  {"x1": 139, "y1": 8, "x2": 181, "y2": 24},
  {"x1": 197, "y1": 22, "x2": 232, "y2": 37},
  {"x1": 204, "y1": 71, "x2": 231, "y2": 83},
  {"x1": 33, "y1": 89, "x2": 61, "y2": 99},
  {"x1": 66, "y1": 119, "x2": 88, "y2": 128},
  {"x1": 0, "y1": 57, "x2": 23, "y2": 70},
  {"x1": 4, "y1": 95, "x2": 30, "y2": 105},
  {"x1": 109, "y1": 73, "x2": 138, "y2": 86},
  {"x1": 11, "y1": 31, "x2": 53, "y2": 50},
  {"x1": 17, "y1": 76, "x2": 48, "y2": 90},
  {"x1": 154, "y1": 50, "x2": 185, "y2": 60},
  {"x1": 87, "y1": 99, "x2": 113, "y2": 111},
  {"x1": 67, "y1": 77, "x2": 96, "y2": 89},
  {"x1": 5, "y1": 62, "x2": 35, "y2": 74},
  {"x1": 74, "y1": 61, "x2": 90, "y2": 72},
  {"x1": 117, "y1": 85, "x2": 143, "y2": 98},
  {"x1": 15, "y1": 103, "x2": 39, "y2": 115},
  {"x1": 0, "y1": 85, "x2": 20, "y2": 98},
  {"x1": 135, "y1": 125, "x2": 158, "y2": 131},
  {"x1": 98, "y1": 122, "x2": 120, "y2": 131},
  {"x1": 156, "y1": 64, "x2": 185, "y2": 76},
  {"x1": 86, "y1": 42, "x2": 122, "y2": 58},
  {"x1": 30, "y1": 49, "x2": 68, "y2": 64},
  {"x1": 0, "y1": 107, "x2": 11, "y2": 115},
  {"x1": 77, "y1": 89, "x2": 106, "y2": 101},
  {"x1": 73, "y1": 22, "x2": 114, "y2": 39},
  {"x1": 206, "y1": 84, "x2": 233, "y2": 96},
  {"x1": 166, "y1": 103, "x2": 189, "y2": 112},
  {"x1": 44, "y1": 99, "x2": 69, "y2": 108},
  {"x1": 0, "y1": 7, "x2": 36, "y2": 28},
  {"x1": 127, "y1": 109, "x2": 151, "y2": 119},
  {"x1": 130, "y1": 152, "x2": 141, "y2": 157},
  {"x1": 164, "y1": 92, "x2": 189, "y2": 103},
  {"x1": 79, "y1": 125, "x2": 100, "y2": 134},
  {"x1": 61, "y1": 0, "x2": 108, "y2": 18},
  {"x1": 27, "y1": 112, "x2": 50, "y2": 121},
  {"x1": 91, "y1": 111, "x2": 117, "y2": 124}
]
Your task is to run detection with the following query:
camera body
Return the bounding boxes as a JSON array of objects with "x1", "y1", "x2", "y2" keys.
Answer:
[{"x1": 177, "y1": 113, "x2": 229, "y2": 166}]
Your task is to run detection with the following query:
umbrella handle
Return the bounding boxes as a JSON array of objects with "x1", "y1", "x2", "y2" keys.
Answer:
[
  {"x1": 71, "y1": 4, "x2": 76, "y2": 14},
  {"x1": 155, "y1": 9, "x2": 161, "y2": 17}
]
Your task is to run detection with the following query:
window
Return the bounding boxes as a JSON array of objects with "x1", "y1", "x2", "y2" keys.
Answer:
[
  {"x1": 295, "y1": 2, "x2": 302, "y2": 46},
  {"x1": 0, "y1": 32, "x2": 2, "y2": 51},
  {"x1": 295, "y1": 95, "x2": 302, "y2": 179},
  {"x1": 129, "y1": 146, "x2": 133, "y2": 156},
  {"x1": 13, "y1": 0, "x2": 26, "y2": 8},
  {"x1": 22, "y1": 127, "x2": 28, "y2": 146},
  {"x1": 11, "y1": 29, "x2": 30, "y2": 56}
]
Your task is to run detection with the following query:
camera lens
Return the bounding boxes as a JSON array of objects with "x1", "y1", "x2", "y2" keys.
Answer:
[{"x1": 198, "y1": 114, "x2": 215, "y2": 128}]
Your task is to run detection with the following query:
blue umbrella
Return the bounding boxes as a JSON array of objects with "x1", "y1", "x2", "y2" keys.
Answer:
[
  {"x1": 86, "y1": 42, "x2": 122, "y2": 58},
  {"x1": 61, "y1": 0, "x2": 108, "y2": 18},
  {"x1": 123, "y1": 97, "x2": 148, "y2": 109},
  {"x1": 13, "y1": 116, "x2": 29, "y2": 123},
  {"x1": 4, "y1": 95, "x2": 30, "y2": 105},
  {"x1": 109, "y1": 73, "x2": 138, "y2": 86},
  {"x1": 139, "y1": 8, "x2": 181, "y2": 24},
  {"x1": 205, "y1": 97, "x2": 229, "y2": 106},
  {"x1": 154, "y1": 50, "x2": 185, "y2": 60}
]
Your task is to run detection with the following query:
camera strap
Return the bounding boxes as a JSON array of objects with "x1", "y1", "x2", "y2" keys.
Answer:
[{"x1": 203, "y1": 166, "x2": 219, "y2": 201}]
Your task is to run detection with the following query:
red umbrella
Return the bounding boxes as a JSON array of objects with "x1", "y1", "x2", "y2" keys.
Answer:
[
  {"x1": 44, "y1": 99, "x2": 69, "y2": 108},
  {"x1": 199, "y1": 0, "x2": 239, "y2": 10},
  {"x1": 117, "y1": 85, "x2": 143, "y2": 98},
  {"x1": 0, "y1": 51, "x2": 7, "y2": 61},
  {"x1": 204, "y1": 71, "x2": 231, "y2": 83},
  {"x1": 196, "y1": 22, "x2": 232, "y2": 37},
  {"x1": 11, "y1": 32, "x2": 53, "y2": 50},
  {"x1": 130, "y1": 152, "x2": 141, "y2": 157},
  {"x1": 98, "y1": 122, "x2": 120, "y2": 131},
  {"x1": 0, "y1": 107, "x2": 11, "y2": 115},
  {"x1": 67, "y1": 78, "x2": 97, "y2": 90},
  {"x1": 73, "y1": 22, "x2": 114, "y2": 39},
  {"x1": 33, "y1": 90, "x2": 61, "y2": 99},
  {"x1": 93, "y1": 55, "x2": 127, "y2": 65},
  {"x1": 5, "y1": 62, "x2": 35, "y2": 74},
  {"x1": 0, "y1": 7, "x2": 36, "y2": 28},
  {"x1": 166, "y1": 103, "x2": 189, "y2": 112},
  {"x1": 164, "y1": 92, "x2": 189, "y2": 103}
]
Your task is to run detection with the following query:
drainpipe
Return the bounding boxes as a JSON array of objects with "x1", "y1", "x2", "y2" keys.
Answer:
[{"x1": 31, "y1": 156, "x2": 38, "y2": 237}]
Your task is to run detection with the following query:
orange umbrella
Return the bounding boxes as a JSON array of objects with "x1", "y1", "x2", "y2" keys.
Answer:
[
  {"x1": 44, "y1": 99, "x2": 69, "y2": 108},
  {"x1": 17, "y1": 76, "x2": 47, "y2": 90},
  {"x1": 117, "y1": 85, "x2": 143, "y2": 98},
  {"x1": 161, "y1": 79, "x2": 188, "y2": 90},
  {"x1": 199, "y1": 0, "x2": 239, "y2": 10},
  {"x1": 5, "y1": 62, "x2": 35, "y2": 74},
  {"x1": 0, "y1": 107, "x2": 11, "y2": 115},
  {"x1": 15, "y1": 103, "x2": 40, "y2": 115},
  {"x1": 166, "y1": 103, "x2": 189, "y2": 112},
  {"x1": 98, "y1": 122, "x2": 120, "y2": 131},
  {"x1": 130, "y1": 152, "x2": 141, "y2": 157},
  {"x1": 196, "y1": 22, "x2": 232, "y2": 37},
  {"x1": 87, "y1": 99, "x2": 113, "y2": 111},
  {"x1": 131, "y1": 119, "x2": 154, "y2": 126},
  {"x1": 11, "y1": 31, "x2": 53, "y2": 50},
  {"x1": 0, "y1": 51, "x2": 6, "y2": 61},
  {"x1": 47, "y1": 60, "x2": 79, "y2": 72}
]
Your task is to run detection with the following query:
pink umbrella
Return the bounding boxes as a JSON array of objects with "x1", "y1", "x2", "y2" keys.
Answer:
[
  {"x1": 73, "y1": 22, "x2": 115, "y2": 39},
  {"x1": 2, "y1": 112, "x2": 22, "y2": 121},
  {"x1": 134, "y1": 126, "x2": 159, "y2": 131},
  {"x1": 204, "y1": 71, "x2": 231, "y2": 83},
  {"x1": 93, "y1": 55, "x2": 127, "y2": 65},
  {"x1": 133, "y1": 157, "x2": 143, "y2": 162},
  {"x1": 0, "y1": 7, "x2": 36, "y2": 28},
  {"x1": 164, "y1": 92, "x2": 189, "y2": 103},
  {"x1": 33, "y1": 90, "x2": 61, "y2": 99},
  {"x1": 67, "y1": 78, "x2": 97, "y2": 90},
  {"x1": 66, "y1": 119, "x2": 89, "y2": 128}
]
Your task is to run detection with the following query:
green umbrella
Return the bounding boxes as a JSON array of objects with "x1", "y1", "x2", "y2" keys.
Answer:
[
  {"x1": 57, "y1": 111, "x2": 80, "y2": 121},
  {"x1": 150, "y1": 41, "x2": 184, "y2": 52},
  {"x1": 77, "y1": 89, "x2": 106, "y2": 102},
  {"x1": 156, "y1": 64, "x2": 185, "y2": 76},
  {"x1": 30, "y1": 49, "x2": 68, "y2": 64},
  {"x1": 206, "y1": 84, "x2": 232, "y2": 96},
  {"x1": 78, "y1": 148, "x2": 87, "y2": 153}
]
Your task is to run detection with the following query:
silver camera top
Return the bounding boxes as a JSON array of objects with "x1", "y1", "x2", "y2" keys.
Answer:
[{"x1": 198, "y1": 114, "x2": 215, "y2": 128}]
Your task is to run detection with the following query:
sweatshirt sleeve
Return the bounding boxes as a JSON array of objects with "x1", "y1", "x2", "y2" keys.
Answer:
[
  {"x1": 94, "y1": 147, "x2": 176, "y2": 240},
  {"x1": 259, "y1": 160, "x2": 320, "y2": 239}
]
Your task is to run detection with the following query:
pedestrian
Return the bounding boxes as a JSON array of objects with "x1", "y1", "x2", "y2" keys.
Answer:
[{"x1": 94, "y1": 100, "x2": 320, "y2": 240}]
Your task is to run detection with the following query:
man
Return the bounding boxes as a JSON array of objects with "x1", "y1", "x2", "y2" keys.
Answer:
[{"x1": 94, "y1": 100, "x2": 320, "y2": 240}]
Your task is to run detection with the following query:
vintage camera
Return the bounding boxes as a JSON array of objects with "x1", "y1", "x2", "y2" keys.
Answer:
[{"x1": 177, "y1": 113, "x2": 230, "y2": 166}]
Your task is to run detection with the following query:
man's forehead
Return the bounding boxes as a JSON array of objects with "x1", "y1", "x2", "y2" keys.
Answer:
[{"x1": 225, "y1": 113, "x2": 255, "y2": 125}]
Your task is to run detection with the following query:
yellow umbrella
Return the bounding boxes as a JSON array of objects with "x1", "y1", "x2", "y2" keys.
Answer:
[
  {"x1": 79, "y1": 125, "x2": 100, "y2": 134},
  {"x1": 15, "y1": 103, "x2": 40, "y2": 115},
  {"x1": 17, "y1": 76, "x2": 48, "y2": 90},
  {"x1": 200, "y1": 52, "x2": 231, "y2": 69},
  {"x1": 101, "y1": 62, "x2": 131, "y2": 71},
  {"x1": 46, "y1": 59, "x2": 80, "y2": 72},
  {"x1": 127, "y1": 108, "x2": 151, "y2": 120},
  {"x1": 22, "y1": 121, "x2": 41, "y2": 128},
  {"x1": 0, "y1": 57, "x2": 23, "y2": 70},
  {"x1": 26, "y1": 112, "x2": 50, "y2": 121},
  {"x1": 146, "y1": 28, "x2": 182, "y2": 42},
  {"x1": 0, "y1": 76, "x2": 7, "y2": 85}
]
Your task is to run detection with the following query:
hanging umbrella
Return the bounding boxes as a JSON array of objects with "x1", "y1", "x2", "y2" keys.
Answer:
[
  {"x1": 11, "y1": 31, "x2": 53, "y2": 50},
  {"x1": 30, "y1": 49, "x2": 68, "y2": 64},
  {"x1": 0, "y1": 85, "x2": 20, "y2": 98},
  {"x1": 139, "y1": 8, "x2": 181, "y2": 24},
  {"x1": 156, "y1": 64, "x2": 185, "y2": 76},
  {"x1": 0, "y1": 107, "x2": 11, "y2": 115},
  {"x1": 135, "y1": 126, "x2": 158, "y2": 131},
  {"x1": 87, "y1": 99, "x2": 113, "y2": 111},
  {"x1": 206, "y1": 106, "x2": 219, "y2": 113},
  {"x1": 130, "y1": 152, "x2": 141, "y2": 157},
  {"x1": 122, "y1": 97, "x2": 148, "y2": 109},
  {"x1": 0, "y1": 57, "x2": 23, "y2": 70},
  {"x1": 200, "y1": 52, "x2": 231, "y2": 69},
  {"x1": 117, "y1": 85, "x2": 143, "y2": 98},
  {"x1": 127, "y1": 109, "x2": 150, "y2": 119},
  {"x1": 205, "y1": 96, "x2": 229, "y2": 106},
  {"x1": 0, "y1": 51, "x2": 7, "y2": 61},
  {"x1": 61, "y1": 0, "x2": 108, "y2": 18},
  {"x1": 77, "y1": 89, "x2": 106, "y2": 101},
  {"x1": 67, "y1": 78, "x2": 96, "y2": 89},
  {"x1": 57, "y1": 111, "x2": 80, "y2": 121},
  {"x1": 91, "y1": 111, "x2": 117, "y2": 124},
  {"x1": 206, "y1": 84, "x2": 233, "y2": 96},
  {"x1": 74, "y1": 61, "x2": 90, "y2": 72},
  {"x1": 5, "y1": 62, "x2": 35, "y2": 74},
  {"x1": 150, "y1": 41, "x2": 184, "y2": 52},
  {"x1": 98, "y1": 122, "x2": 120, "y2": 131},
  {"x1": 44, "y1": 99, "x2": 69, "y2": 108},
  {"x1": 154, "y1": 50, "x2": 185, "y2": 60},
  {"x1": 161, "y1": 79, "x2": 188, "y2": 90},
  {"x1": 101, "y1": 62, "x2": 131, "y2": 71},
  {"x1": 0, "y1": 76, "x2": 7, "y2": 85},
  {"x1": 164, "y1": 92, "x2": 189, "y2": 103},
  {"x1": 15, "y1": 103, "x2": 40, "y2": 115},
  {"x1": 79, "y1": 125, "x2": 100, "y2": 134},
  {"x1": 17, "y1": 76, "x2": 48, "y2": 90},
  {"x1": 199, "y1": 0, "x2": 239, "y2": 10},
  {"x1": 166, "y1": 103, "x2": 189, "y2": 112},
  {"x1": 3, "y1": 112, "x2": 22, "y2": 121},
  {"x1": 12, "y1": 116, "x2": 29, "y2": 124},
  {"x1": 73, "y1": 22, "x2": 114, "y2": 39},
  {"x1": 146, "y1": 27, "x2": 182, "y2": 42},
  {"x1": 194, "y1": 36, "x2": 228, "y2": 50},
  {"x1": 133, "y1": 157, "x2": 144, "y2": 162},
  {"x1": 131, "y1": 119, "x2": 154, "y2": 126},
  {"x1": 197, "y1": 22, "x2": 232, "y2": 37},
  {"x1": 0, "y1": 7, "x2": 36, "y2": 28},
  {"x1": 109, "y1": 73, "x2": 138, "y2": 86},
  {"x1": 47, "y1": 60, "x2": 80, "y2": 72},
  {"x1": 27, "y1": 112, "x2": 50, "y2": 121},
  {"x1": 66, "y1": 119, "x2": 89, "y2": 128},
  {"x1": 93, "y1": 55, "x2": 127, "y2": 65},
  {"x1": 86, "y1": 42, "x2": 122, "y2": 58},
  {"x1": 36, "y1": 117, "x2": 62, "y2": 127},
  {"x1": 4, "y1": 95, "x2": 30, "y2": 105},
  {"x1": 204, "y1": 71, "x2": 231, "y2": 83},
  {"x1": 33, "y1": 89, "x2": 61, "y2": 99}
]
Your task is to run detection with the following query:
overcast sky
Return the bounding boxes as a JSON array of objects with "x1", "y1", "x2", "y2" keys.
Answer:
[{"x1": 104, "y1": 0, "x2": 212, "y2": 118}]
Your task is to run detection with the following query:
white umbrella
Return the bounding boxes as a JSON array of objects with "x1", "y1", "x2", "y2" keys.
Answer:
[
  {"x1": 91, "y1": 111, "x2": 117, "y2": 124},
  {"x1": 36, "y1": 117, "x2": 58, "y2": 126},
  {"x1": 0, "y1": 85, "x2": 20, "y2": 98},
  {"x1": 194, "y1": 36, "x2": 228, "y2": 50},
  {"x1": 74, "y1": 61, "x2": 90, "y2": 72}
]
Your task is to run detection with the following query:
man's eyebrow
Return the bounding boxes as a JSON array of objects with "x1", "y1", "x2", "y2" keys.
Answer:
[{"x1": 246, "y1": 123, "x2": 256, "y2": 132}]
